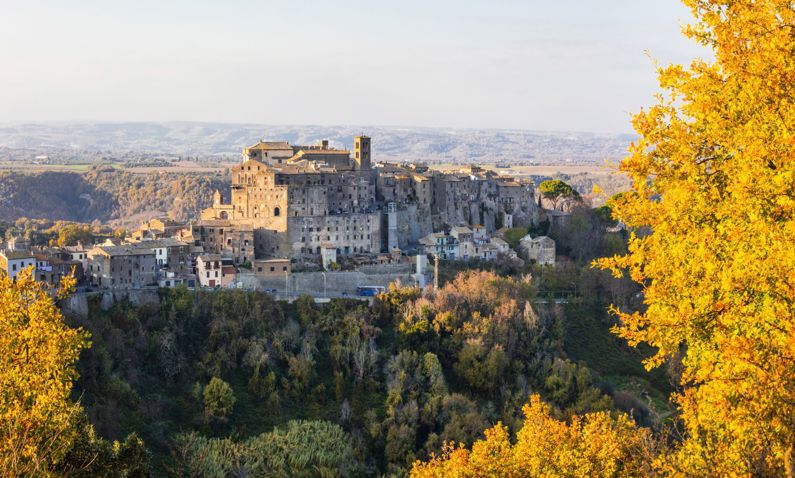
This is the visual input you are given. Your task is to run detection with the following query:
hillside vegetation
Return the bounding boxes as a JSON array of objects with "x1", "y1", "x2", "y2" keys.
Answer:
[
  {"x1": 62, "y1": 266, "x2": 660, "y2": 476},
  {"x1": 0, "y1": 168, "x2": 229, "y2": 225}
]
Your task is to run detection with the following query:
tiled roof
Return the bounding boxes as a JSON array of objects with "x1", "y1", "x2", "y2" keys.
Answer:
[
  {"x1": 247, "y1": 141, "x2": 292, "y2": 150},
  {"x1": 1, "y1": 250, "x2": 34, "y2": 260}
]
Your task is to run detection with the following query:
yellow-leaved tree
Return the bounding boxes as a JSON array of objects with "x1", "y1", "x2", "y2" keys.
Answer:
[
  {"x1": 0, "y1": 268, "x2": 90, "y2": 476},
  {"x1": 595, "y1": 0, "x2": 795, "y2": 476},
  {"x1": 411, "y1": 395, "x2": 659, "y2": 478}
]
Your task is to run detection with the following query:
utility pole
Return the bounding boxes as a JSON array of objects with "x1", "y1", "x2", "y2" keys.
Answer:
[{"x1": 434, "y1": 254, "x2": 439, "y2": 290}]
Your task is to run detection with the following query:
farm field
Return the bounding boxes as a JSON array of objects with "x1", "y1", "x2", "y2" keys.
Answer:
[{"x1": 0, "y1": 160, "x2": 235, "y2": 174}]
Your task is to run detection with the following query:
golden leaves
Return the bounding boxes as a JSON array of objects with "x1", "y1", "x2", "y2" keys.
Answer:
[
  {"x1": 0, "y1": 267, "x2": 90, "y2": 476},
  {"x1": 411, "y1": 395, "x2": 658, "y2": 478},
  {"x1": 596, "y1": 0, "x2": 795, "y2": 475}
]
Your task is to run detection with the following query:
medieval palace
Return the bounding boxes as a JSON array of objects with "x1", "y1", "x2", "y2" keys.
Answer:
[{"x1": 191, "y1": 135, "x2": 538, "y2": 265}]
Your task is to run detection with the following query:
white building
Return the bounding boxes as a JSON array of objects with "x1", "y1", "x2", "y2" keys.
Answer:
[
  {"x1": 196, "y1": 254, "x2": 222, "y2": 288},
  {"x1": 0, "y1": 250, "x2": 36, "y2": 281}
]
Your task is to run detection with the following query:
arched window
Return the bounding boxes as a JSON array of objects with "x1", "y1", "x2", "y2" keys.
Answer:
[
  {"x1": 219, "y1": 211, "x2": 228, "y2": 220},
  {"x1": 274, "y1": 207, "x2": 281, "y2": 217}
]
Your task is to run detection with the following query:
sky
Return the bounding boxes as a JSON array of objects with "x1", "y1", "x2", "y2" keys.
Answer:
[{"x1": 0, "y1": 0, "x2": 708, "y2": 134}]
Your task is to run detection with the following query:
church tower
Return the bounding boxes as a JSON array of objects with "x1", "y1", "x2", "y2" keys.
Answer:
[{"x1": 354, "y1": 135, "x2": 371, "y2": 170}]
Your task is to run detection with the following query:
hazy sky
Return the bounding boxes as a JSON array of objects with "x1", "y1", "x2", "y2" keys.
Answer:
[{"x1": 0, "y1": 0, "x2": 707, "y2": 133}]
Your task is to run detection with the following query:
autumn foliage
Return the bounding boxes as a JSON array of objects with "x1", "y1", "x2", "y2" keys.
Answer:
[
  {"x1": 411, "y1": 395, "x2": 658, "y2": 478},
  {"x1": 415, "y1": 0, "x2": 795, "y2": 476},
  {"x1": 593, "y1": 0, "x2": 795, "y2": 476},
  {"x1": 0, "y1": 268, "x2": 90, "y2": 476}
]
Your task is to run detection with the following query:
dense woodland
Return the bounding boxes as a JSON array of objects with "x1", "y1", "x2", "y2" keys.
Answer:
[
  {"x1": 0, "y1": 168, "x2": 229, "y2": 225},
  {"x1": 64, "y1": 260, "x2": 660, "y2": 476}
]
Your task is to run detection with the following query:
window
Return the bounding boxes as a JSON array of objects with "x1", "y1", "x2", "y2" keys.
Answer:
[
  {"x1": 274, "y1": 207, "x2": 280, "y2": 217},
  {"x1": 270, "y1": 266, "x2": 275, "y2": 272}
]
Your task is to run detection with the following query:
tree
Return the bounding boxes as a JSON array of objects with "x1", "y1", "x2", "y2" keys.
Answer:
[
  {"x1": 502, "y1": 227, "x2": 528, "y2": 248},
  {"x1": 0, "y1": 268, "x2": 90, "y2": 476},
  {"x1": 56, "y1": 223, "x2": 94, "y2": 247},
  {"x1": 203, "y1": 377, "x2": 235, "y2": 420},
  {"x1": 411, "y1": 395, "x2": 658, "y2": 478},
  {"x1": 55, "y1": 422, "x2": 150, "y2": 477},
  {"x1": 174, "y1": 420, "x2": 364, "y2": 477},
  {"x1": 596, "y1": 1, "x2": 795, "y2": 475},
  {"x1": 538, "y1": 179, "x2": 578, "y2": 210}
]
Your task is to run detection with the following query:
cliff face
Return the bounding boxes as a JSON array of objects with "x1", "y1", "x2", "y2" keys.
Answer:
[{"x1": 0, "y1": 170, "x2": 230, "y2": 225}]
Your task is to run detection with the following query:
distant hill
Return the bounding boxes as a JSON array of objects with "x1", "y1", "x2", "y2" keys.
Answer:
[{"x1": 0, "y1": 122, "x2": 634, "y2": 164}]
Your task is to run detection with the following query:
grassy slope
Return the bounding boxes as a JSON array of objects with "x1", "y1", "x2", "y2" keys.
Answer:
[{"x1": 562, "y1": 301, "x2": 674, "y2": 420}]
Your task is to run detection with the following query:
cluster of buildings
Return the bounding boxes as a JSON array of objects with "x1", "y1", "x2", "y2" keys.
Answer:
[
  {"x1": 1, "y1": 135, "x2": 559, "y2": 291},
  {"x1": 418, "y1": 225, "x2": 512, "y2": 260},
  {"x1": 195, "y1": 135, "x2": 538, "y2": 264}
]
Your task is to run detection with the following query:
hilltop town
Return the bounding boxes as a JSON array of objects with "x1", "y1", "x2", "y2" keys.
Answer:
[{"x1": 0, "y1": 135, "x2": 561, "y2": 297}]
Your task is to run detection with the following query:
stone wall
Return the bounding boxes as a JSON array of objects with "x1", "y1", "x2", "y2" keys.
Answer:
[
  {"x1": 237, "y1": 270, "x2": 425, "y2": 298},
  {"x1": 61, "y1": 288, "x2": 161, "y2": 318}
]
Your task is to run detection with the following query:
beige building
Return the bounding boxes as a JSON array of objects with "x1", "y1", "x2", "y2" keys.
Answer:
[
  {"x1": 254, "y1": 258, "x2": 291, "y2": 277},
  {"x1": 131, "y1": 218, "x2": 186, "y2": 242},
  {"x1": 200, "y1": 136, "x2": 381, "y2": 261}
]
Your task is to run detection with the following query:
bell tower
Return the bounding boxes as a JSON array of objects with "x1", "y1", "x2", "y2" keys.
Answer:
[{"x1": 354, "y1": 135, "x2": 371, "y2": 171}]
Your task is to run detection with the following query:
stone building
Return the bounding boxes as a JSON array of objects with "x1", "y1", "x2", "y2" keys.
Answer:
[
  {"x1": 194, "y1": 135, "x2": 538, "y2": 263},
  {"x1": 519, "y1": 235, "x2": 556, "y2": 265},
  {"x1": 188, "y1": 220, "x2": 254, "y2": 265},
  {"x1": 134, "y1": 238, "x2": 194, "y2": 276},
  {"x1": 130, "y1": 218, "x2": 186, "y2": 242},
  {"x1": 199, "y1": 136, "x2": 381, "y2": 261},
  {"x1": 87, "y1": 245, "x2": 157, "y2": 288},
  {"x1": 32, "y1": 252, "x2": 82, "y2": 286}
]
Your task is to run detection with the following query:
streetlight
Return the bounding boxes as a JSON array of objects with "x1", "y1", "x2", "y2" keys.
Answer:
[{"x1": 284, "y1": 269, "x2": 289, "y2": 301}]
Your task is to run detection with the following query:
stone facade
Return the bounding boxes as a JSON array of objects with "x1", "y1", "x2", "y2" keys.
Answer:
[
  {"x1": 87, "y1": 245, "x2": 157, "y2": 288},
  {"x1": 199, "y1": 137, "x2": 381, "y2": 262},
  {"x1": 519, "y1": 235, "x2": 556, "y2": 265},
  {"x1": 196, "y1": 136, "x2": 538, "y2": 263}
]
